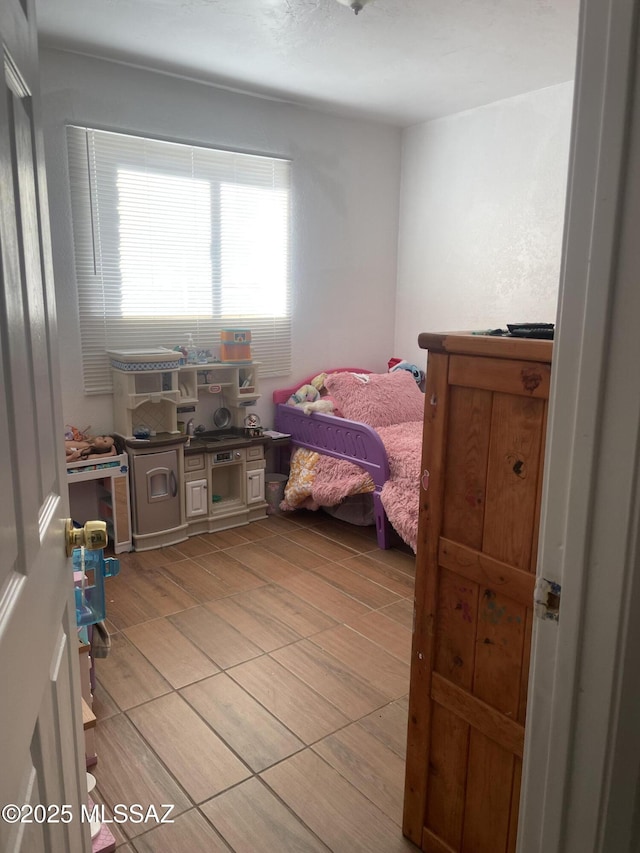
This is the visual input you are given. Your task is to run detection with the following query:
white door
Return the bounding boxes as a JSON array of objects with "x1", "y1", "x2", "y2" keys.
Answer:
[
  {"x1": 0, "y1": 2, "x2": 88, "y2": 852},
  {"x1": 520, "y1": 0, "x2": 640, "y2": 850}
]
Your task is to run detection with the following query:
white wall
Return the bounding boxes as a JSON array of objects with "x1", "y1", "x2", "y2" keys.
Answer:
[
  {"x1": 395, "y1": 82, "x2": 574, "y2": 368},
  {"x1": 39, "y1": 49, "x2": 401, "y2": 433}
]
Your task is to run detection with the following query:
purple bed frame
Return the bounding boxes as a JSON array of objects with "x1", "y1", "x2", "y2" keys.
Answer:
[{"x1": 273, "y1": 369, "x2": 395, "y2": 549}]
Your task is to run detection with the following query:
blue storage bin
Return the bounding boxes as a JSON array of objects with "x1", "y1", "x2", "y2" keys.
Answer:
[{"x1": 72, "y1": 548, "x2": 120, "y2": 627}]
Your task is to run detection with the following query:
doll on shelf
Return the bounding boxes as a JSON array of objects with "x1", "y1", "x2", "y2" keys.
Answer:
[{"x1": 65, "y1": 434, "x2": 117, "y2": 463}]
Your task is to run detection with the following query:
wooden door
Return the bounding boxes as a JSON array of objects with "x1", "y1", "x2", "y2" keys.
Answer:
[
  {"x1": 0, "y1": 2, "x2": 88, "y2": 851},
  {"x1": 404, "y1": 336, "x2": 552, "y2": 853}
]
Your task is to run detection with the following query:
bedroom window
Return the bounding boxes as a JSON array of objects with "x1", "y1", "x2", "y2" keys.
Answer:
[{"x1": 66, "y1": 126, "x2": 291, "y2": 394}]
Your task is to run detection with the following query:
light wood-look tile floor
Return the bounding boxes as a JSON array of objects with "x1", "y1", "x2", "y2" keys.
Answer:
[{"x1": 94, "y1": 512, "x2": 419, "y2": 852}]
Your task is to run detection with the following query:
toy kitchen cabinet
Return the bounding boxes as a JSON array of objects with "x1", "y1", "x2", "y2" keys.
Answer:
[
  {"x1": 184, "y1": 441, "x2": 267, "y2": 536},
  {"x1": 109, "y1": 350, "x2": 267, "y2": 549},
  {"x1": 124, "y1": 435, "x2": 268, "y2": 550}
]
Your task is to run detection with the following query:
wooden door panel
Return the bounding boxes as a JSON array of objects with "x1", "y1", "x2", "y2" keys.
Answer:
[
  {"x1": 462, "y1": 730, "x2": 514, "y2": 853},
  {"x1": 422, "y1": 828, "x2": 459, "y2": 853},
  {"x1": 439, "y1": 539, "x2": 535, "y2": 608},
  {"x1": 431, "y1": 674, "x2": 524, "y2": 758},
  {"x1": 483, "y1": 393, "x2": 545, "y2": 570},
  {"x1": 507, "y1": 757, "x2": 523, "y2": 853},
  {"x1": 434, "y1": 568, "x2": 478, "y2": 690},
  {"x1": 404, "y1": 352, "x2": 450, "y2": 845},
  {"x1": 449, "y1": 355, "x2": 551, "y2": 399},
  {"x1": 442, "y1": 386, "x2": 492, "y2": 550},
  {"x1": 518, "y1": 608, "x2": 534, "y2": 724},
  {"x1": 425, "y1": 703, "x2": 469, "y2": 850},
  {"x1": 473, "y1": 587, "x2": 526, "y2": 716}
]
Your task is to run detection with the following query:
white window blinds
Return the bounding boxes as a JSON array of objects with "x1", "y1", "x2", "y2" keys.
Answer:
[{"x1": 66, "y1": 126, "x2": 291, "y2": 394}]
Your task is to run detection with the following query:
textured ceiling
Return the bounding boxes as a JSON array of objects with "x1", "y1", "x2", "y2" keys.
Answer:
[{"x1": 36, "y1": 0, "x2": 580, "y2": 126}]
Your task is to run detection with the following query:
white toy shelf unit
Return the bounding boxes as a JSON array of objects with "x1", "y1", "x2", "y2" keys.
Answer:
[
  {"x1": 66, "y1": 453, "x2": 132, "y2": 554},
  {"x1": 108, "y1": 347, "x2": 261, "y2": 436}
]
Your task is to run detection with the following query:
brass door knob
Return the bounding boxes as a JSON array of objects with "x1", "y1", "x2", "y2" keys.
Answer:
[{"x1": 65, "y1": 519, "x2": 108, "y2": 556}]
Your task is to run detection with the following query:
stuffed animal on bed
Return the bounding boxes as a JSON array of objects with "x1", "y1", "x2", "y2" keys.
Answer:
[
  {"x1": 286, "y1": 382, "x2": 335, "y2": 415},
  {"x1": 287, "y1": 384, "x2": 319, "y2": 406},
  {"x1": 311, "y1": 372, "x2": 328, "y2": 393},
  {"x1": 388, "y1": 358, "x2": 425, "y2": 386},
  {"x1": 299, "y1": 399, "x2": 335, "y2": 415}
]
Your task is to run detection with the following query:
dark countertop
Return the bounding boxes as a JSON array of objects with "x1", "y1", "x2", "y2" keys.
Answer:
[
  {"x1": 121, "y1": 432, "x2": 188, "y2": 450},
  {"x1": 185, "y1": 434, "x2": 256, "y2": 454},
  {"x1": 120, "y1": 430, "x2": 288, "y2": 454},
  {"x1": 184, "y1": 430, "x2": 280, "y2": 455}
]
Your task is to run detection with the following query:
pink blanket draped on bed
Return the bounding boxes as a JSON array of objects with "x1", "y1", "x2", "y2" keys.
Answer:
[
  {"x1": 285, "y1": 420, "x2": 422, "y2": 552},
  {"x1": 377, "y1": 421, "x2": 422, "y2": 552}
]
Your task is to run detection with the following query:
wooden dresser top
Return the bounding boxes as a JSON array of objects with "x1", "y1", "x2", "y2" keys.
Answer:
[{"x1": 418, "y1": 331, "x2": 553, "y2": 363}]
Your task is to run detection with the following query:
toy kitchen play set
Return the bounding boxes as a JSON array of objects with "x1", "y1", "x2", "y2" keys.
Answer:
[{"x1": 105, "y1": 331, "x2": 272, "y2": 551}]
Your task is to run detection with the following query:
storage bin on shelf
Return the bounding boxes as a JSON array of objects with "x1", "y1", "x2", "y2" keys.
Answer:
[
  {"x1": 220, "y1": 329, "x2": 252, "y2": 362},
  {"x1": 107, "y1": 347, "x2": 183, "y2": 373}
]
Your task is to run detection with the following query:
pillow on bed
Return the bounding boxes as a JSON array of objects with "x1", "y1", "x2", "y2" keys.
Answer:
[{"x1": 325, "y1": 370, "x2": 424, "y2": 428}]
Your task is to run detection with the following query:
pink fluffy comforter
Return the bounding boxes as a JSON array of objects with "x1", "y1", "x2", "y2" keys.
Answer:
[{"x1": 296, "y1": 420, "x2": 422, "y2": 552}]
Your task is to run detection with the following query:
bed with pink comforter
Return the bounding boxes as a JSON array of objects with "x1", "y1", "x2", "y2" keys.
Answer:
[{"x1": 273, "y1": 369, "x2": 424, "y2": 552}]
